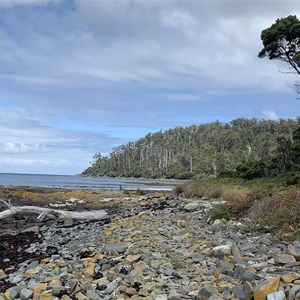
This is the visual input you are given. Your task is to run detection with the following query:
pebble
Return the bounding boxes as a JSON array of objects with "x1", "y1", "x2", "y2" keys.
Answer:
[{"x1": 1, "y1": 195, "x2": 300, "y2": 300}]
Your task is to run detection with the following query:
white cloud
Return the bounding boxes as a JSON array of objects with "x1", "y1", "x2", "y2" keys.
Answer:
[
  {"x1": 0, "y1": 0, "x2": 299, "y2": 174},
  {"x1": 0, "y1": 108, "x2": 129, "y2": 173},
  {"x1": 161, "y1": 9, "x2": 198, "y2": 39},
  {"x1": 262, "y1": 110, "x2": 280, "y2": 120},
  {"x1": 3, "y1": 142, "x2": 44, "y2": 153}
]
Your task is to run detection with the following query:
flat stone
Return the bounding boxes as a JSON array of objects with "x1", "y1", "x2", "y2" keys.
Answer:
[
  {"x1": 198, "y1": 284, "x2": 218, "y2": 300},
  {"x1": 184, "y1": 201, "x2": 199, "y2": 211},
  {"x1": 287, "y1": 244, "x2": 300, "y2": 261},
  {"x1": 267, "y1": 291, "x2": 286, "y2": 300},
  {"x1": 75, "y1": 292, "x2": 89, "y2": 300},
  {"x1": 231, "y1": 242, "x2": 242, "y2": 258},
  {"x1": 281, "y1": 272, "x2": 300, "y2": 283},
  {"x1": 106, "y1": 243, "x2": 126, "y2": 254},
  {"x1": 52, "y1": 286, "x2": 65, "y2": 297},
  {"x1": 288, "y1": 285, "x2": 300, "y2": 299},
  {"x1": 8, "y1": 286, "x2": 24, "y2": 299},
  {"x1": 274, "y1": 254, "x2": 296, "y2": 264},
  {"x1": 212, "y1": 219, "x2": 226, "y2": 227},
  {"x1": 83, "y1": 262, "x2": 95, "y2": 277},
  {"x1": 216, "y1": 260, "x2": 233, "y2": 275},
  {"x1": 86, "y1": 290, "x2": 100, "y2": 299},
  {"x1": 9, "y1": 273, "x2": 23, "y2": 284},
  {"x1": 253, "y1": 277, "x2": 280, "y2": 300},
  {"x1": 128, "y1": 265, "x2": 144, "y2": 285},
  {"x1": 155, "y1": 295, "x2": 168, "y2": 300},
  {"x1": 125, "y1": 254, "x2": 141, "y2": 263},
  {"x1": 22, "y1": 226, "x2": 39, "y2": 233},
  {"x1": 20, "y1": 288, "x2": 34, "y2": 300},
  {"x1": 233, "y1": 264, "x2": 256, "y2": 282},
  {"x1": 24, "y1": 267, "x2": 42, "y2": 277}
]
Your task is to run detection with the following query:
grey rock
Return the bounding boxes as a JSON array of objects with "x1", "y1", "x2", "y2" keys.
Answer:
[
  {"x1": 100, "y1": 277, "x2": 122, "y2": 295},
  {"x1": 184, "y1": 202, "x2": 199, "y2": 211},
  {"x1": 233, "y1": 264, "x2": 247, "y2": 280},
  {"x1": 198, "y1": 284, "x2": 218, "y2": 300},
  {"x1": 9, "y1": 273, "x2": 23, "y2": 284},
  {"x1": 233, "y1": 281, "x2": 254, "y2": 300},
  {"x1": 8, "y1": 286, "x2": 24, "y2": 299},
  {"x1": 231, "y1": 242, "x2": 242, "y2": 258},
  {"x1": 27, "y1": 261, "x2": 39, "y2": 269},
  {"x1": 222, "y1": 291, "x2": 233, "y2": 300},
  {"x1": 261, "y1": 237, "x2": 273, "y2": 246},
  {"x1": 216, "y1": 260, "x2": 233, "y2": 276},
  {"x1": 287, "y1": 244, "x2": 300, "y2": 261},
  {"x1": 52, "y1": 285, "x2": 65, "y2": 297},
  {"x1": 288, "y1": 285, "x2": 300, "y2": 300},
  {"x1": 20, "y1": 288, "x2": 33, "y2": 300},
  {"x1": 168, "y1": 290, "x2": 183, "y2": 300},
  {"x1": 86, "y1": 290, "x2": 101, "y2": 299},
  {"x1": 106, "y1": 243, "x2": 126, "y2": 254}
]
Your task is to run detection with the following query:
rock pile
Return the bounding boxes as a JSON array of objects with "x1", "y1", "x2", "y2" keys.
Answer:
[{"x1": 0, "y1": 195, "x2": 300, "y2": 299}]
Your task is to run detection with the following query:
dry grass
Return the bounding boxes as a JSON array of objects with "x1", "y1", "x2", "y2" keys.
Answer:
[{"x1": 176, "y1": 178, "x2": 300, "y2": 239}]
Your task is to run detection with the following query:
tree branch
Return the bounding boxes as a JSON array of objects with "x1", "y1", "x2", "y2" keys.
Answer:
[{"x1": 0, "y1": 202, "x2": 109, "y2": 221}]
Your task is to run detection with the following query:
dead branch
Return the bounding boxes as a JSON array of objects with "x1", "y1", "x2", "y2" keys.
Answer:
[{"x1": 0, "y1": 199, "x2": 108, "y2": 221}]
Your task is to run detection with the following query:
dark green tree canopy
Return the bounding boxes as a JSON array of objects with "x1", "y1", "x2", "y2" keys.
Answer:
[{"x1": 258, "y1": 15, "x2": 300, "y2": 75}]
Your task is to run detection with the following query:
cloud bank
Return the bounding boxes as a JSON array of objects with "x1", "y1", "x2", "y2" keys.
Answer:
[{"x1": 0, "y1": 0, "x2": 299, "y2": 174}]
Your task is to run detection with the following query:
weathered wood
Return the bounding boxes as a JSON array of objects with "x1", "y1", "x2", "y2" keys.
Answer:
[{"x1": 0, "y1": 199, "x2": 108, "y2": 221}]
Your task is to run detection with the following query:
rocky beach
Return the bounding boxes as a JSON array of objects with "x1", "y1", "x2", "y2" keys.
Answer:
[{"x1": 0, "y1": 187, "x2": 300, "y2": 300}]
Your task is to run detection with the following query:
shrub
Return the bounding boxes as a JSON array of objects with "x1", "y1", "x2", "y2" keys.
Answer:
[
  {"x1": 136, "y1": 188, "x2": 145, "y2": 195},
  {"x1": 247, "y1": 196, "x2": 281, "y2": 223},
  {"x1": 221, "y1": 188, "x2": 252, "y2": 218},
  {"x1": 235, "y1": 161, "x2": 268, "y2": 179},
  {"x1": 211, "y1": 203, "x2": 231, "y2": 220},
  {"x1": 173, "y1": 185, "x2": 185, "y2": 195}
]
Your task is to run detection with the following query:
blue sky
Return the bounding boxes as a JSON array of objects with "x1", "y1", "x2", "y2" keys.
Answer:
[{"x1": 0, "y1": 0, "x2": 300, "y2": 175}]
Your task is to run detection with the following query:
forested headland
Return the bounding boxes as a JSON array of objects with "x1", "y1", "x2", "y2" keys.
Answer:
[{"x1": 82, "y1": 118, "x2": 298, "y2": 180}]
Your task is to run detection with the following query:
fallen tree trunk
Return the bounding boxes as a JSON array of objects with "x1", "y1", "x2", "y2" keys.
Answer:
[{"x1": 0, "y1": 199, "x2": 108, "y2": 221}]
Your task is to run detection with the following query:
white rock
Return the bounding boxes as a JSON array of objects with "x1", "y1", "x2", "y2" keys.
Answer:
[
  {"x1": 155, "y1": 295, "x2": 168, "y2": 300},
  {"x1": 267, "y1": 291, "x2": 286, "y2": 300},
  {"x1": 211, "y1": 244, "x2": 232, "y2": 258}
]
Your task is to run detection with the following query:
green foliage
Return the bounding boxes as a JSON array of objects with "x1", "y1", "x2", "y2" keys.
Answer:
[
  {"x1": 136, "y1": 188, "x2": 145, "y2": 195},
  {"x1": 258, "y1": 15, "x2": 300, "y2": 75},
  {"x1": 234, "y1": 160, "x2": 268, "y2": 179},
  {"x1": 82, "y1": 118, "x2": 298, "y2": 179},
  {"x1": 180, "y1": 177, "x2": 300, "y2": 239},
  {"x1": 211, "y1": 203, "x2": 231, "y2": 220}
]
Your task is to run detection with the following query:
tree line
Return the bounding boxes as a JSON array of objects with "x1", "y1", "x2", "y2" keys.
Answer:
[{"x1": 82, "y1": 118, "x2": 298, "y2": 179}]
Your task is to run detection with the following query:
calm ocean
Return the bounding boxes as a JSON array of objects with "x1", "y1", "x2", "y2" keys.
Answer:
[{"x1": 0, "y1": 173, "x2": 181, "y2": 191}]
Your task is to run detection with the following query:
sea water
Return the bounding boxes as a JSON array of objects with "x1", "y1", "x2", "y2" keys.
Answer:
[{"x1": 0, "y1": 173, "x2": 181, "y2": 191}]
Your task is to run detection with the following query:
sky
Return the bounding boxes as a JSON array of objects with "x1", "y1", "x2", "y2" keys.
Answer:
[{"x1": 0, "y1": 0, "x2": 300, "y2": 175}]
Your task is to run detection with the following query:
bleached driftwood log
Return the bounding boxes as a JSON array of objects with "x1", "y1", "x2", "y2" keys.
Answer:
[{"x1": 0, "y1": 199, "x2": 108, "y2": 221}]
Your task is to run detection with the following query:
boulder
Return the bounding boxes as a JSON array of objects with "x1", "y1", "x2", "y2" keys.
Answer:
[
  {"x1": 211, "y1": 245, "x2": 232, "y2": 258},
  {"x1": 253, "y1": 277, "x2": 280, "y2": 300}
]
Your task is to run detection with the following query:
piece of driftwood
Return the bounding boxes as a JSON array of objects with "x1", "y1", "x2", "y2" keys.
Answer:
[{"x1": 0, "y1": 199, "x2": 108, "y2": 221}]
